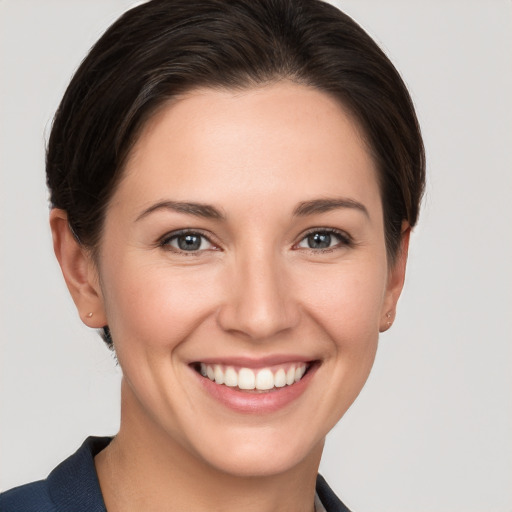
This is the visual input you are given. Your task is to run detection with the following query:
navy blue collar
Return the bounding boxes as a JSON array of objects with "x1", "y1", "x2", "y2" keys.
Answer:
[
  {"x1": 47, "y1": 436, "x2": 110, "y2": 512},
  {"x1": 44, "y1": 436, "x2": 350, "y2": 512}
]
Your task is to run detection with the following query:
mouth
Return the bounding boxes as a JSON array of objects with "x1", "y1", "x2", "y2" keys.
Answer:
[
  {"x1": 190, "y1": 358, "x2": 319, "y2": 413},
  {"x1": 191, "y1": 361, "x2": 316, "y2": 393}
]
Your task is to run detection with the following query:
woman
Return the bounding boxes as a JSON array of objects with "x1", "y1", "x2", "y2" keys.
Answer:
[{"x1": 0, "y1": 0, "x2": 424, "y2": 510}]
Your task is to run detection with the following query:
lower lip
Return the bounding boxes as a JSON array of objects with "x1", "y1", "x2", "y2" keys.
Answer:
[{"x1": 194, "y1": 364, "x2": 318, "y2": 414}]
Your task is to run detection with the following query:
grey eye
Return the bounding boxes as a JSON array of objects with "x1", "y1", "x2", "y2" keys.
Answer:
[
  {"x1": 297, "y1": 230, "x2": 350, "y2": 250},
  {"x1": 306, "y1": 232, "x2": 332, "y2": 249},
  {"x1": 164, "y1": 232, "x2": 214, "y2": 252},
  {"x1": 177, "y1": 234, "x2": 202, "y2": 251}
]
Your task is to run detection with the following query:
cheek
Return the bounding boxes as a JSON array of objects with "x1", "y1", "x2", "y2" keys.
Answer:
[
  {"x1": 281, "y1": 261, "x2": 387, "y2": 435},
  {"x1": 297, "y1": 259, "x2": 388, "y2": 346},
  {"x1": 100, "y1": 259, "x2": 221, "y2": 351}
]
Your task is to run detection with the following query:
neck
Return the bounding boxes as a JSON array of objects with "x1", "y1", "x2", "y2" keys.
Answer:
[{"x1": 95, "y1": 379, "x2": 323, "y2": 512}]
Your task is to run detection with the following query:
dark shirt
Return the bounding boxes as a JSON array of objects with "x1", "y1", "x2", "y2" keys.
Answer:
[{"x1": 0, "y1": 437, "x2": 352, "y2": 512}]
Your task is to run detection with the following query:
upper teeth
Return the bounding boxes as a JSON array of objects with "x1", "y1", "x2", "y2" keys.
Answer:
[{"x1": 200, "y1": 363, "x2": 307, "y2": 390}]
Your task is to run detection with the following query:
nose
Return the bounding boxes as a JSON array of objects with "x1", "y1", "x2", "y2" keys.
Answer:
[{"x1": 216, "y1": 250, "x2": 300, "y2": 340}]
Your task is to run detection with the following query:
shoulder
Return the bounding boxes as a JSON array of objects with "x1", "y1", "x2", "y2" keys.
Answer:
[
  {"x1": 0, "y1": 436, "x2": 111, "y2": 512},
  {"x1": 0, "y1": 479, "x2": 57, "y2": 512}
]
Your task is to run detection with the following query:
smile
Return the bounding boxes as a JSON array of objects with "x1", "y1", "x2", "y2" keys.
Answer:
[
  {"x1": 191, "y1": 358, "x2": 318, "y2": 413},
  {"x1": 198, "y1": 363, "x2": 308, "y2": 392}
]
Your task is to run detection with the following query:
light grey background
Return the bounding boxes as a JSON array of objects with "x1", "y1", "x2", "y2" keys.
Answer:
[{"x1": 1, "y1": 1, "x2": 511, "y2": 511}]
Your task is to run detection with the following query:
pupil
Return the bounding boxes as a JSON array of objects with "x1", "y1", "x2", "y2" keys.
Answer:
[
  {"x1": 308, "y1": 232, "x2": 331, "y2": 249},
  {"x1": 178, "y1": 234, "x2": 201, "y2": 251}
]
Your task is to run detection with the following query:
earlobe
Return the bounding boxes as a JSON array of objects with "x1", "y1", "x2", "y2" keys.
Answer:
[
  {"x1": 380, "y1": 222, "x2": 411, "y2": 332},
  {"x1": 49, "y1": 209, "x2": 107, "y2": 327}
]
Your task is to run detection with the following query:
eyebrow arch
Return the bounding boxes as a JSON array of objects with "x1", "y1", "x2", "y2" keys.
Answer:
[
  {"x1": 293, "y1": 198, "x2": 369, "y2": 217},
  {"x1": 136, "y1": 200, "x2": 225, "y2": 221}
]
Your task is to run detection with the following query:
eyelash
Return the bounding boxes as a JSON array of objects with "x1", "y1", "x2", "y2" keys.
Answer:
[
  {"x1": 158, "y1": 228, "x2": 353, "y2": 255},
  {"x1": 294, "y1": 228, "x2": 353, "y2": 253},
  {"x1": 159, "y1": 229, "x2": 217, "y2": 254}
]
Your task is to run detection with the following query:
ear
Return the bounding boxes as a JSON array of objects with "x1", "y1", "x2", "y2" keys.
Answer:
[
  {"x1": 49, "y1": 208, "x2": 107, "y2": 328},
  {"x1": 379, "y1": 221, "x2": 411, "y2": 332}
]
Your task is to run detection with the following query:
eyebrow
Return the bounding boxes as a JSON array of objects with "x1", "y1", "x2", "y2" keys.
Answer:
[
  {"x1": 136, "y1": 197, "x2": 368, "y2": 222},
  {"x1": 136, "y1": 201, "x2": 225, "y2": 221},
  {"x1": 293, "y1": 198, "x2": 369, "y2": 218}
]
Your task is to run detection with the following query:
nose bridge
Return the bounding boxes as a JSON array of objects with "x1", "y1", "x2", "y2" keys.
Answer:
[{"x1": 217, "y1": 244, "x2": 299, "y2": 340}]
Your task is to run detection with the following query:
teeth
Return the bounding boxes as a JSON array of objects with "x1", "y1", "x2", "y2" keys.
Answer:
[
  {"x1": 294, "y1": 365, "x2": 306, "y2": 382},
  {"x1": 214, "y1": 365, "x2": 224, "y2": 385},
  {"x1": 199, "y1": 363, "x2": 308, "y2": 391},
  {"x1": 238, "y1": 368, "x2": 256, "y2": 390},
  {"x1": 255, "y1": 368, "x2": 274, "y2": 390},
  {"x1": 274, "y1": 368, "x2": 286, "y2": 388},
  {"x1": 224, "y1": 367, "x2": 238, "y2": 387}
]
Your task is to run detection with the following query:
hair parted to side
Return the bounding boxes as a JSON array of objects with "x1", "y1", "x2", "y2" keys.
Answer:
[{"x1": 46, "y1": 0, "x2": 425, "y2": 348}]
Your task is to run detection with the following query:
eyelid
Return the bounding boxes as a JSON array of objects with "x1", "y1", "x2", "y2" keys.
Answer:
[
  {"x1": 293, "y1": 227, "x2": 353, "y2": 250},
  {"x1": 157, "y1": 227, "x2": 352, "y2": 254},
  {"x1": 158, "y1": 229, "x2": 220, "y2": 253}
]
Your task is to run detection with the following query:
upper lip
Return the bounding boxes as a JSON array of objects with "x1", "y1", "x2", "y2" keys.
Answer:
[{"x1": 190, "y1": 354, "x2": 315, "y2": 369}]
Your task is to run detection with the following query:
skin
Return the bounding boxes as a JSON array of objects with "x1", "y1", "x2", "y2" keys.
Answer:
[{"x1": 50, "y1": 82, "x2": 409, "y2": 512}]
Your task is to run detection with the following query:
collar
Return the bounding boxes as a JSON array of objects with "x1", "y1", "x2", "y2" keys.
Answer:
[
  {"x1": 47, "y1": 436, "x2": 109, "y2": 512},
  {"x1": 47, "y1": 437, "x2": 350, "y2": 512}
]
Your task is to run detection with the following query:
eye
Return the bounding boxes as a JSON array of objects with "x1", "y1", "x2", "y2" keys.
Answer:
[
  {"x1": 296, "y1": 229, "x2": 351, "y2": 251},
  {"x1": 160, "y1": 230, "x2": 215, "y2": 253}
]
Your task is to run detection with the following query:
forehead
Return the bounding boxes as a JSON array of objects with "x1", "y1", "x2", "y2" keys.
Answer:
[{"x1": 115, "y1": 82, "x2": 381, "y2": 217}]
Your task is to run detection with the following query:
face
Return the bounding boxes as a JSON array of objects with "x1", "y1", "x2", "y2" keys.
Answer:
[{"x1": 71, "y1": 83, "x2": 406, "y2": 477}]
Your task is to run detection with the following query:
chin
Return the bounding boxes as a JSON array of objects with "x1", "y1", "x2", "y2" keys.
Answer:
[{"x1": 186, "y1": 424, "x2": 325, "y2": 478}]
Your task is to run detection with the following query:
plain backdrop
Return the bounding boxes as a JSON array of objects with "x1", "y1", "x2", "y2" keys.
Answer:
[{"x1": 1, "y1": 1, "x2": 511, "y2": 511}]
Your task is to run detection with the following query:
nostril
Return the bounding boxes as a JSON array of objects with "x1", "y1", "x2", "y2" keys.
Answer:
[{"x1": 216, "y1": 303, "x2": 300, "y2": 341}]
